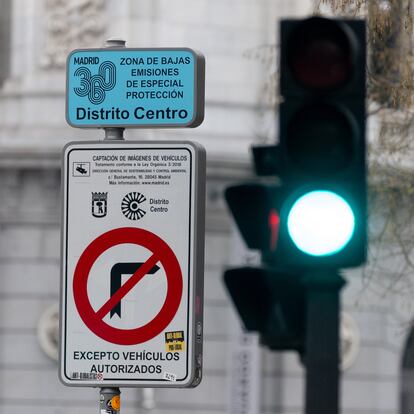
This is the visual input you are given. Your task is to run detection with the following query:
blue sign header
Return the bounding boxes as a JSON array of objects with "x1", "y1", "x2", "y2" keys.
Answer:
[{"x1": 66, "y1": 48, "x2": 205, "y2": 128}]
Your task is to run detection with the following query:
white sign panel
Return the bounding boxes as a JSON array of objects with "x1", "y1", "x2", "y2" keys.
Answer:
[{"x1": 59, "y1": 141, "x2": 205, "y2": 387}]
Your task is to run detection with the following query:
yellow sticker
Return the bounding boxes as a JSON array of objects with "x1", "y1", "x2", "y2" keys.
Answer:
[
  {"x1": 165, "y1": 330, "x2": 185, "y2": 352},
  {"x1": 109, "y1": 395, "x2": 121, "y2": 411}
]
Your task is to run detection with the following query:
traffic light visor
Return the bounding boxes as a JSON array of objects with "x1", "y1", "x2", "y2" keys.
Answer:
[{"x1": 287, "y1": 190, "x2": 355, "y2": 256}]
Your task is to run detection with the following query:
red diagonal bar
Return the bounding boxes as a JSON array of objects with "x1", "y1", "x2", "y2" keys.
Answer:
[{"x1": 95, "y1": 253, "x2": 159, "y2": 320}]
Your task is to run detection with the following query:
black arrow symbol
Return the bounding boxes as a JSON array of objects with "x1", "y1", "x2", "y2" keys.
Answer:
[{"x1": 110, "y1": 262, "x2": 160, "y2": 318}]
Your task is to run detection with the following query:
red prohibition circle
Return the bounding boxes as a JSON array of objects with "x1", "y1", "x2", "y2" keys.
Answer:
[{"x1": 73, "y1": 227, "x2": 183, "y2": 345}]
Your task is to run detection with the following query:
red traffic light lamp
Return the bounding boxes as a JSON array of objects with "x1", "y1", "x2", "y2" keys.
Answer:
[{"x1": 285, "y1": 17, "x2": 357, "y2": 90}]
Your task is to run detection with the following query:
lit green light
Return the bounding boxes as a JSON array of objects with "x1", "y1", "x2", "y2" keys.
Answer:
[{"x1": 287, "y1": 190, "x2": 355, "y2": 256}]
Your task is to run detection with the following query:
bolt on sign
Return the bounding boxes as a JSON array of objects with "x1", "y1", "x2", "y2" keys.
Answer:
[
  {"x1": 59, "y1": 141, "x2": 205, "y2": 387},
  {"x1": 66, "y1": 48, "x2": 205, "y2": 128}
]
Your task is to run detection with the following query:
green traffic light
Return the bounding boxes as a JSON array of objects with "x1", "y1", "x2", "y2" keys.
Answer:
[{"x1": 287, "y1": 190, "x2": 355, "y2": 256}]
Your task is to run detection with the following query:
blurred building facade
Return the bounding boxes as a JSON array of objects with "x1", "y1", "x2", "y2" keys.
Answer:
[{"x1": 0, "y1": 1, "x2": 411, "y2": 414}]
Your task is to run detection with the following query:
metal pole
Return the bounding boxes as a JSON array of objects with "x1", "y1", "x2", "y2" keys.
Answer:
[
  {"x1": 104, "y1": 127, "x2": 125, "y2": 141},
  {"x1": 100, "y1": 387, "x2": 121, "y2": 414},
  {"x1": 98, "y1": 38, "x2": 126, "y2": 413},
  {"x1": 303, "y1": 270, "x2": 346, "y2": 414},
  {"x1": 105, "y1": 38, "x2": 126, "y2": 48}
]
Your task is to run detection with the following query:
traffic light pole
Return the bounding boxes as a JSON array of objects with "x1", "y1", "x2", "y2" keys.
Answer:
[{"x1": 303, "y1": 271, "x2": 346, "y2": 414}]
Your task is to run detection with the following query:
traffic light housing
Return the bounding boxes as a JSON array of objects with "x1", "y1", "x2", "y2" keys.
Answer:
[
  {"x1": 240, "y1": 18, "x2": 367, "y2": 268},
  {"x1": 225, "y1": 183, "x2": 280, "y2": 252},
  {"x1": 224, "y1": 267, "x2": 305, "y2": 352},
  {"x1": 275, "y1": 17, "x2": 367, "y2": 268},
  {"x1": 223, "y1": 17, "x2": 366, "y2": 356}
]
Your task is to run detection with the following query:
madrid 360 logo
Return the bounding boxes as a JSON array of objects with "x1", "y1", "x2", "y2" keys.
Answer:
[{"x1": 73, "y1": 61, "x2": 116, "y2": 104}]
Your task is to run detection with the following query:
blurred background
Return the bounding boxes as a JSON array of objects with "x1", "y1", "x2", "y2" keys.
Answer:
[{"x1": 0, "y1": 0, "x2": 414, "y2": 413}]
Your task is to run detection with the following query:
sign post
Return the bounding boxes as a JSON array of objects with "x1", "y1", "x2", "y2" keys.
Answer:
[{"x1": 60, "y1": 38, "x2": 206, "y2": 414}]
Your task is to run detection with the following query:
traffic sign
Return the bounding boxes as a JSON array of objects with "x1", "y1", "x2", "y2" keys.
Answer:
[
  {"x1": 59, "y1": 141, "x2": 205, "y2": 387},
  {"x1": 73, "y1": 228, "x2": 183, "y2": 346},
  {"x1": 66, "y1": 48, "x2": 205, "y2": 128}
]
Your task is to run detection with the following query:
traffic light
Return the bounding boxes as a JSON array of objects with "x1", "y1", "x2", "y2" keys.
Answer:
[
  {"x1": 225, "y1": 183, "x2": 280, "y2": 252},
  {"x1": 273, "y1": 16, "x2": 367, "y2": 268},
  {"x1": 224, "y1": 19, "x2": 364, "y2": 410},
  {"x1": 224, "y1": 267, "x2": 305, "y2": 352},
  {"x1": 223, "y1": 16, "x2": 366, "y2": 357},
  {"x1": 239, "y1": 18, "x2": 367, "y2": 268}
]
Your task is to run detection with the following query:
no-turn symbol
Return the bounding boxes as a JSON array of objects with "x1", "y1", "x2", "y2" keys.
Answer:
[{"x1": 73, "y1": 227, "x2": 183, "y2": 345}]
